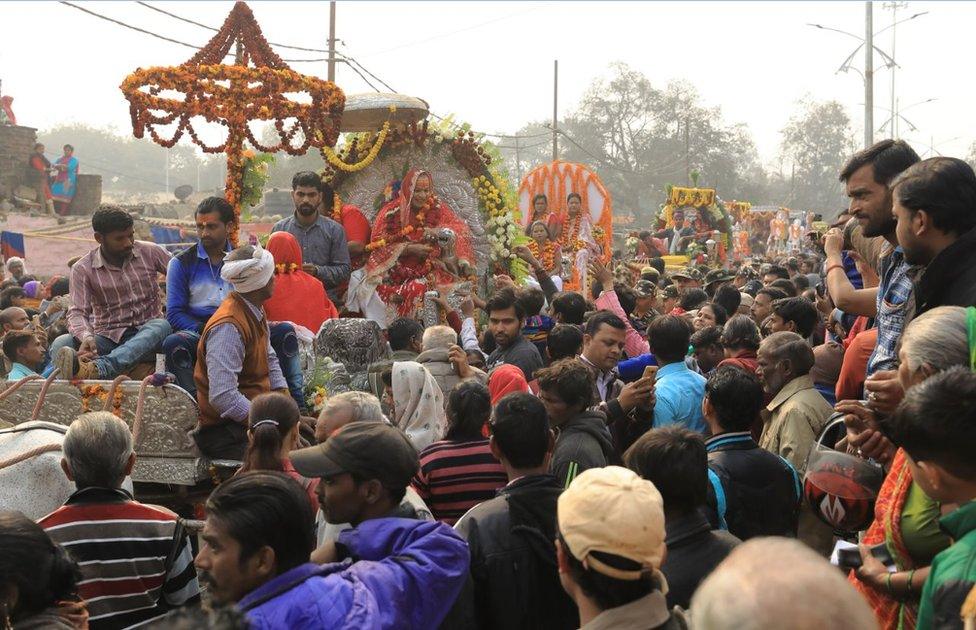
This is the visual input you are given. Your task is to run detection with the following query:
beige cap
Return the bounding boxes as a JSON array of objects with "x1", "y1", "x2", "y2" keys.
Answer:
[
  {"x1": 739, "y1": 292, "x2": 755, "y2": 308},
  {"x1": 558, "y1": 466, "x2": 666, "y2": 581}
]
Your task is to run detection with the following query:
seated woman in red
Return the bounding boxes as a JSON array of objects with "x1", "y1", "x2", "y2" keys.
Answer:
[{"x1": 265, "y1": 231, "x2": 338, "y2": 334}]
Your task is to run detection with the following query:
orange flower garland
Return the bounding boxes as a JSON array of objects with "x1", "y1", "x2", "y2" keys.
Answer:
[
  {"x1": 275, "y1": 262, "x2": 299, "y2": 274},
  {"x1": 528, "y1": 240, "x2": 558, "y2": 273},
  {"x1": 120, "y1": 1, "x2": 344, "y2": 245},
  {"x1": 365, "y1": 195, "x2": 433, "y2": 253}
]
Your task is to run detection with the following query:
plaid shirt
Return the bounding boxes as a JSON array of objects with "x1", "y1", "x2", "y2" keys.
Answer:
[
  {"x1": 866, "y1": 247, "x2": 916, "y2": 376},
  {"x1": 67, "y1": 241, "x2": 171, "y2": 343}
]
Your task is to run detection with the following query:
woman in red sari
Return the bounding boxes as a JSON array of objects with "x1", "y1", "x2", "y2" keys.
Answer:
[{"x1": 348, "y1": 169, "x2": 473, "y2": 325}]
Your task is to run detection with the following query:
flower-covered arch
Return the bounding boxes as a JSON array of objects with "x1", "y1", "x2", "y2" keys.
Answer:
[{"x1": 120, "y1": 1, "x2": 344, "y2": 244}]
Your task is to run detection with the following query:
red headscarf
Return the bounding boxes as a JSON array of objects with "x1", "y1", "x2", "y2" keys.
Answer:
[
  {"x1": 488, "y1": 364, "x2": 529, "y2": 406},
  {"x1": 264, "y1": 231, "x2": 338, "y2": 333}
]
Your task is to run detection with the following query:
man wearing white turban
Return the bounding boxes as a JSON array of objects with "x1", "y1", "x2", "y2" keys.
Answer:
[{"x1": 191, "y1": 244, "x2": 292, "y2": 460}]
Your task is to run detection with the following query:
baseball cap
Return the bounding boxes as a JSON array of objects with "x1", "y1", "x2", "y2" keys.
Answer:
[
  {"x1": 632, "y1": 279, "x2": 657, "y2": 298},
  {"x1": 291, "y1": 422, "x2": 419, "y2": 488},
  {"x1": 557, "y1": 466, "x2": 666, "y2": 581},
  {"x1": 661, "y1": 285, "x2": 680, "y2": 300},
  {"x1": 704, "y1": 269, "x2": 735, "y2": 286},
  {"x1": 739, "y1": 292, "x2": 754, "y2": 308}
]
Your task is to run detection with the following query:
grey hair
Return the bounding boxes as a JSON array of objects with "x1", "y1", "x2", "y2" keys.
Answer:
[
  {"x1": 63, "y1": 412, "x2": 134, "y2": 489},
  {"x1": 322, "y1": 391, "x2": 385, "y2": 424},
  {"x1": 900, "y1": 306, "x2": 969, "y2": 373},
  {"x1": 421, "y1": 325, "x2": 458, "y2": 352},
  {"x1": 760, "y1": 331, "x2": 814, "y2": 376},
  {"x1": 691, "y1": 537, "x2": 876, "y2": 630}
]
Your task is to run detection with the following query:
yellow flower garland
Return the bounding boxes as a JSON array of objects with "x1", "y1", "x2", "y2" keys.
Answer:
[{"x1": 319, "y1": 105, "x2": 396, "y2": 173}]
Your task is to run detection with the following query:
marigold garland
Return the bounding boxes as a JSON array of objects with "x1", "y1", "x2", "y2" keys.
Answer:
[
  {"x1": 120, "y1": 1, "x2": 344, "y2": 246},
  {"x1": 275, "y1": 262, "x2": 299, "y2": 274},
  {"x1": 527, "y1": 240, "x2": 558, "y2": 272},
  {"x1": 319, "y1": 106, "x2": 395, "y2": 173},
  {"x1": 364, "y1": 196, "x2": 433, "y2": 252}
]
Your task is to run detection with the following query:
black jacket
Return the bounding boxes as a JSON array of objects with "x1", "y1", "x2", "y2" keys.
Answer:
[
  {"x1": 452, "y1": 475, "x2": 578, "y2": 630},
  {"x1": 912, "y1": 227, "x2": 976, "y2": 318},
  {"x1": 661, "y1": 509, "x2": 740, "y2": 609},
  {"x1": 550, "y1": 410, "x2": 618, "y2": 488},
  {"x1": 705, "y1": 431, "x2": 800, "y2": 541}
]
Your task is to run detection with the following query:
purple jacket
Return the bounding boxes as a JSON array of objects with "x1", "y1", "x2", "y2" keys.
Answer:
[{"x1": 238, "y1": 518, "x2": 470, "y2": 629}]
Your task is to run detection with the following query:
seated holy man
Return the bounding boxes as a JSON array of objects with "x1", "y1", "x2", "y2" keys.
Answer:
[{"x1": 346, "y1": 169, "x2": 474, "y2": 328}]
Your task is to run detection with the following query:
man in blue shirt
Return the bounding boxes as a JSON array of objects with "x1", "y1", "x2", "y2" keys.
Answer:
[
  {"x1": 3, "y1": 330, "x2": 47, "y2": 379},
  {"x1": 163, "y1": 197, "x2": 306, "y2": 410},
  {"x1": 648, "y1": 314, "x2": 707, "y2": 432},
  {"x1": 271, "y1": 171, "x2": 350, "y2": 305}
]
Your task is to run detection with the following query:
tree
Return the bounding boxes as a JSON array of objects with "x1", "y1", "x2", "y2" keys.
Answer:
[
  {"x1": 497, "y1": 63, "x2": 769, "y2": 226},
  {"x1": 779, "y1": 99, "x2": 856, "y2": 214},
  {"x1": 966, "y1": 141, "x2": 976, "y2": 171}
]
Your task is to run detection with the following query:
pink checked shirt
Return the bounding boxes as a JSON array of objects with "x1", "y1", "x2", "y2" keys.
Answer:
[{"x1": 67, "y1": 241, "x2": 171, "y2": 343}]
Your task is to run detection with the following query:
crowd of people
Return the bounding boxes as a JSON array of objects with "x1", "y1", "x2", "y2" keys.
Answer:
[{"x1": 2, "y1": 139, "x2": 976, "y2": 629}]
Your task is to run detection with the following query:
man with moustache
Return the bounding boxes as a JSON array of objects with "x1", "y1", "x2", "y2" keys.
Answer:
[
  {"x1": 271, "y1": 171, "x2": 350, "y2": 304},
  {"x1": 823, "y1": 140, "x2": 920, "y2": 375}
]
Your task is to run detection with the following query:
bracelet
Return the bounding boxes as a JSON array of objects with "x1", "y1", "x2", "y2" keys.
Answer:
[
  {"x1": 825, "y1": 263, "x2": 845, "y2": 276},
  {"x1": 907, "y1": 568, "x2": 917, "y2": 596},
  {"x1": 885, "y1": 572, "x2": 894, "y2": 593}
]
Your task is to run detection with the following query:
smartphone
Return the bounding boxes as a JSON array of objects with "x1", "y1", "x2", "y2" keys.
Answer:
[
  {"x1": 837, "y1": 543, "x2": 895, "y2": 571},
  {"x1": 642, "y1": 365, "x2": 659, "y2": 382}
]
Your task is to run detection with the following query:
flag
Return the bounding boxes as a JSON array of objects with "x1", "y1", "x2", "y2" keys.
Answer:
[{"x1": 1, "y1": 231, "x2": 25, "y2": 260}]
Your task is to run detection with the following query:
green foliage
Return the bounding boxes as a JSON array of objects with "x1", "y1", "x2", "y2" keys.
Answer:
[
  {"x1": 240, "y1": 153, "x2": 275, "y2": 219},
  {"x1": 779, "y1": 99, "x2": 856, "y2": 212}
]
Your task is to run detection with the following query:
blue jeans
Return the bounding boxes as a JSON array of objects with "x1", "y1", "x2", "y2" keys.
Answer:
[
  {"x1": 49, "y1": 319, "x2": 172, "y2": 378},
  {"x1": 162, "y1": 322, "x2": 305, "y2": 411}
]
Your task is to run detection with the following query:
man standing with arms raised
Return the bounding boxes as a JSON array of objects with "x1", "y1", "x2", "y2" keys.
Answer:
[{"x1": 272, "y1": 171, "x2": 350, "y2": 305}]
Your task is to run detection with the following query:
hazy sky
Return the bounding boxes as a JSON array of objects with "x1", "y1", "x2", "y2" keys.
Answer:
[{"x1": 2, "y1": 1, "x2": 973, "y2": 169}]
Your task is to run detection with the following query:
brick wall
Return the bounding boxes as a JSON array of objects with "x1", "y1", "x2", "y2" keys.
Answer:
[{"x1": 0, "y1": 124, "x2": 37, "y2": 198}]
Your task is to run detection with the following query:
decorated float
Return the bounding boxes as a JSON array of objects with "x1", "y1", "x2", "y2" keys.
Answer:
[
  {"x1": 517, "y1": 160, "x2": 613, "y2": 291},
  {"x1": 655, "y1": 185, "x2": 734, "y2": 267},
  {"x1": 320, "y1": 102, "x2": 527, "y2": 325}
]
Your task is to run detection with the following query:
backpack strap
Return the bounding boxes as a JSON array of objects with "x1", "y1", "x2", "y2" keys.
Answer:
[{"x1": 707, "y1": 469, "x2": 728, "y2": 531}]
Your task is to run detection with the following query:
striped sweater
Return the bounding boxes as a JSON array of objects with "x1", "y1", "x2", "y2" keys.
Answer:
[
  {"x1": 412, "y1": 438, "x2": 508, "y2": 526},
  {"x1": 38, "y1": 487, "x2": 200, "y2": 630}
]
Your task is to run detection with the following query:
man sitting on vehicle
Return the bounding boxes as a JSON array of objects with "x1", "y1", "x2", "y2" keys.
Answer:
[{"x1": 192, "y1": 244, "x2": 290, "y2": 460}]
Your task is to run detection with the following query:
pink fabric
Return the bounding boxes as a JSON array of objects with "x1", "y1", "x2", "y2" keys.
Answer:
[
  {"x1": 67, "y1": 241, "x2": 170, "y2": 342},
  {"x1": 595, "y1": 290, "x2": 649, "y2": 358}
]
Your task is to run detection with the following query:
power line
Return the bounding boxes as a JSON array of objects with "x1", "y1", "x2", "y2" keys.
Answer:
[
  {"x1": 135, "y1": 1, "x2": 348, "y2": 56},
  {"x1": 59, "y1": 1, "x2": 332, "y2": 63}
]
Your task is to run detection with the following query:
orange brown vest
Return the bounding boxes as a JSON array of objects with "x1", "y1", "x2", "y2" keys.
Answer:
[{"x1": 194, "y1": 292, "x2": 270, "y2": 428}]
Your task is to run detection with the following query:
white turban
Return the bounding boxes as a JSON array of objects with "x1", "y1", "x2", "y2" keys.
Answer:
[{"x1": 221, "y1": 244, "x2": 275, "y2": 293}]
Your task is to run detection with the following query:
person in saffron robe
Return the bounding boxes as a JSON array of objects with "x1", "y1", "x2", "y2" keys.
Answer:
[
  {"x1": 27, "y1": 143, "x2": 54, "y2": 216},
  {"x1": 265, "y1": 231, "x2": 338, "y2": 335},
  {"x1": 50, "y1": 144, "x2": 79, "y2": 216},
  {"x1": 347, "y1": 169, "x2": 473, "y2": 327}
]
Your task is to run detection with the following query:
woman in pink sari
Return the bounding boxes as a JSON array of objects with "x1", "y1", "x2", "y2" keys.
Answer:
[{"x1": 347, "y1": 169, "x2": 473, "y2": 326}]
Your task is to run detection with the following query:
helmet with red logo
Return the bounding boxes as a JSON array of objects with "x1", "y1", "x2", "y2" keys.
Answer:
[{"x1": 803, "y1": 414, "x2": 886, "y2": 533}]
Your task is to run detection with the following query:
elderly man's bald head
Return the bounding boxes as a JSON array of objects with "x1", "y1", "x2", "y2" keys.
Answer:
[{"x1": 691, "y1": 537, "x2": 876, "y2": 630}]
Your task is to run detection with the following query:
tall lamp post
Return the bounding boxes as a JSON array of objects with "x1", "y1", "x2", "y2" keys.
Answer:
[{"x1": 809, "y1": 4, "x2": 927, "y2": 148}]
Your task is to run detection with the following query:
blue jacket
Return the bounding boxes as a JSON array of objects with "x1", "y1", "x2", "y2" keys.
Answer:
[
  {"x1": 166, "y1": 242, "x2": 232, "y2": 333},
  {"x1": 238, "y1": 518, "x2": 470, "y2": 630}
]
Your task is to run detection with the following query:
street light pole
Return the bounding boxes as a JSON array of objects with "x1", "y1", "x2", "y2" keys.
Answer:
[
  {"x1": 327, "y1": 1, "x2": 336, "y2": 83},
  {"x1": 864, "y1": 1, "x2": 874, "y2": 148},
  {"x1": 552, "y1": 60, "x2": 559, "y2": 161}
]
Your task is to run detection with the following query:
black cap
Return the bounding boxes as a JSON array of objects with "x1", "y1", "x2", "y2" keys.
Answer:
[{"x1": 291, "y1": 422, "x2": 419, "y2": 488}]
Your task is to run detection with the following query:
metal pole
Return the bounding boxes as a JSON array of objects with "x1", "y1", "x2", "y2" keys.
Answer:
[
  {"x1": 684, "y1": 119, "x2": 690, "y2": 184},
  {"x1": 865, "y1": 1, "x2": 874, "y2": 148},
  {"x1": 889, "y1": 2, "x2": 897, "y2": 137},
  {"x1": 514, "y1": 135, "x2": 523, "y2": 184},
  {"x1": 552, "y1": 60, "x2": 558, "y2": 161},
  {"x1": 327, "y1": 1, "x2": 336, "y2": 83}
]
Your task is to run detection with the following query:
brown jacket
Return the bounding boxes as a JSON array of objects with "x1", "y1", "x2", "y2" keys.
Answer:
[{"x1": 194, "y1": 293, "x2": 270, "y2": 428}]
